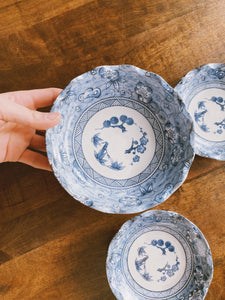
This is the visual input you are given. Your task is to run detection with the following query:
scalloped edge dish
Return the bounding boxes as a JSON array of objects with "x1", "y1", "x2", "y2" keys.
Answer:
[
  {"x1": 106, "y1": 210, "x2": 213, "y2": 299},
  {"x1": 175, "y1": 63, "x2": 225, "y2": 160},
  {"x1": 46, "y1": 65, "x2": 194, "y2": 213}
]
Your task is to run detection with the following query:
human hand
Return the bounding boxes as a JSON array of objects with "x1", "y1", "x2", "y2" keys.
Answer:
[{"x1": 0, "y1": 88, "x2": 62, "y2": 171}]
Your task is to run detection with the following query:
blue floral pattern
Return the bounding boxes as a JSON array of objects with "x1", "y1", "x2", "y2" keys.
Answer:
[
  {"x1": 73, "y1": 97, "x2": 164, "y2": 189},
  {"x1": 135, "y1": 82, "x2": 152, "y2": 103},
  {"x1": 125, "y1": 129, "x2": 149, "y2": 164},
  {"x1": 92, "y1": 115, "x2": 149, "y2": 170},
  {"x1": 99, "y1": 67, "x2": 121, "y2": 90},
  {"x1": 135, "y1": 239, "x2": 180, "y2": 283},
  {"x1": 175, "y1": 63, "x2": 225, "y2": 160},
  {"x1": 165, "y1": 122, "x2": 179, "y2": 144},
  {"x1": 47, "y1": 65, "x2": 194, "y2": 213},
  {"x1": 158, "y1": 258, "x2": 180, "y2": 282},
  {"x1": 106, "y1": 210, "x2": 213, "y2": 300}
]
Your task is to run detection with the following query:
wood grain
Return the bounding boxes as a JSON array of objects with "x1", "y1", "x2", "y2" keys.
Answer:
[{"x1": 0, "y1": 0, "x2": 224, "y2": 299}]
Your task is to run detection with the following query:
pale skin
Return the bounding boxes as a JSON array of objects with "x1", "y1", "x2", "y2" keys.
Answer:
[{"x1": 0, "y1": 88, "x2": 62, "y2": 171}]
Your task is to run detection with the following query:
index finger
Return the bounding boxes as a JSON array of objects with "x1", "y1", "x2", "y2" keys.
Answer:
[{"x1": 1, "y1": 88, "x2": 62, "y2": 109}]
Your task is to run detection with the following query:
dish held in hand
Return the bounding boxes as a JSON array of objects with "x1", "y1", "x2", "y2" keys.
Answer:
[
  {"x1": 106, "y1": 210, "x2": 213, "y2": 300},
  {"x1": 175, "y1": 63, "x2": 225, "y2": 160},
  {"x1": 46, "y1": 65, "x2": 194, "y2": 213}
]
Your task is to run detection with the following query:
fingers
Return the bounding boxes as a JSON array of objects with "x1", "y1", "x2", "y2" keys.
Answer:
[
  {"x1": 29, "y1": 134, "x2": 46, "y2": 152},
  {"x1": 0, "y1": 100, "x2": 61, "y2": 130},
  {"x1": 1, "y1": 88, "x2": 62, "y2": 109},
  {"x1": 27, "y1": 88, "x2": 62, "y2": 109},
  {"x1": 0, "y1": 88, "x2": 62, "y2": 130},
  {"x1": 18, "y1": 149, "x2": 52, "y2": 171}
]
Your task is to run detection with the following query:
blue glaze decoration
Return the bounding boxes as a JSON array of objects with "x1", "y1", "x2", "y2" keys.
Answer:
[
  {"x1": 106, "y1": 210, "x2": 213, "y2": 299},
  {"x1": 175, "y1": 63, "x2": 225, "y2": 160},
  {"x1": 135, "y1": 239, "x2": 180, "y2": 283},
  {"x1": 46, "y1": 65, "x2": 194, "y2": 213}
]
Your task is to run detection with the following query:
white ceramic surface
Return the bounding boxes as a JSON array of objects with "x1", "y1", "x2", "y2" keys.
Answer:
[
  {"x1": 175, "y1": 63, "x2": 225, "y2": 160},
  {"x1": 46, "y1": 65, "x2": 194, "y2": 213},
  {"x1": 106, "y1": 210, "x2": 213, "y2": 300}
]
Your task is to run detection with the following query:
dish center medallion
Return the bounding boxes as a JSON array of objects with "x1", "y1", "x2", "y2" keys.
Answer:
[
  {"x1": 73, "y1": 98, "x2": 164, "y2": 188},
  {"x1": 82, "y1": 106, "x2": 154, "y2": 179},
  {"x1": 127, "y1": 230, "x2": 187, "y2": 292},
  {"x1": 189, "y1": 88, "x2": 225, "y2": 142}
]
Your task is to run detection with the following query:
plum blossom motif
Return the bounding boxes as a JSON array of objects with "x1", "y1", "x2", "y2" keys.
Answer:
[
  {"x1": 215, "y1": 119, "x2": 225, "y2": 134},
  {"x1": 135, "y1": 82, "x2": 153, "y2": 103},
  {"x1": 124, "y1": 128, "x2": 149, "y2": 164},
  {"x1": 135, "y1": 239, "x2": 180, "y2": 283},
  {"x1": 165, "y1": 122, "x2": 179, "y2": 144},
  {"x1": 99, "y1": 67, "x2": 120, "y2": 90},
  {"x1": 92, "y1": 115, "x2": 149, "y2": 169}
]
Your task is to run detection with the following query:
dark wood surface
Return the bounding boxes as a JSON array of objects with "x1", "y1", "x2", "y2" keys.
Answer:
[{"x1": 0, "y1": 0, "x2": 224, "y2": 299}]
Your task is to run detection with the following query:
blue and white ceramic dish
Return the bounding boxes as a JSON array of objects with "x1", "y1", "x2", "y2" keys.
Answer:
[
  {"x1": 106, "y1": 210, "x2": 213, "y2": 300},
  {"x1": 175, "y1": 63, "x2": 225, "y2": 160},
  {"x1": 46, "y1": 65, "x2": 194, "y2": 213}
]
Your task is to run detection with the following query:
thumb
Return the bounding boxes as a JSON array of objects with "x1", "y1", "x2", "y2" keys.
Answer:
[{"x1": 0, "y1": 100, "x2": 61, "y2": 130}]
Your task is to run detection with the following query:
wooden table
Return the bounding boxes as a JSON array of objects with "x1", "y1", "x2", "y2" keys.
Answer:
[{"x1": 0, "y1": 0, "x2": 224, "y2": 299}]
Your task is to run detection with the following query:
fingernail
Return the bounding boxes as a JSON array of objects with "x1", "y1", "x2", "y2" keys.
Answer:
[{"x1": 46, "y1": 112, "x2": 61, "y2": 120}]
